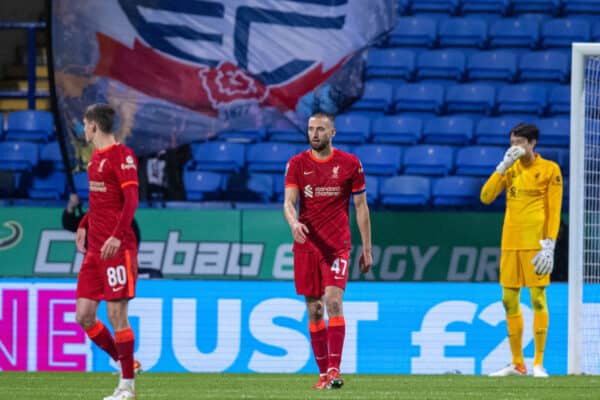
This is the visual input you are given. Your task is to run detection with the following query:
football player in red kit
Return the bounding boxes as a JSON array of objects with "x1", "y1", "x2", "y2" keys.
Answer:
[
  {"x1": 74, "y1": 103, "x2": 139, "y2": 400},
  {"x1": 284, "y1": 112, "x2": 373, "y2": 389}
]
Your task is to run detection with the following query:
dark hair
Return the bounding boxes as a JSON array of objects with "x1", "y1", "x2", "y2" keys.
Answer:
[
  {"x1": 510, "y1": 123, "x2": 539, "y2": 142},
  {"x1": 84, "y1": 103, "x2": 115, "y2": 133},
  {"x1": 310, "y1": 111, "x2": 336, "y2": 124}
]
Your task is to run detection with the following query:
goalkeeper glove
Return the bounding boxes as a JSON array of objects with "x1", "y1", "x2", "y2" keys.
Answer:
[
  {"x1": 532, "y1": 238, "x2": 555, "y2": 275},
  {"x1": 496, "y1": 146, "x2": 526, "y2": 175}
]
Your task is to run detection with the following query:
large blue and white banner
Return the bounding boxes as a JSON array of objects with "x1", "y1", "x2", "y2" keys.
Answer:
[
  {"x1": 1, "y1": 280, "x2": 572, "y2": 374},
  {"x1": 51, "y1": 0, "x2": 396, "y2": 160}
]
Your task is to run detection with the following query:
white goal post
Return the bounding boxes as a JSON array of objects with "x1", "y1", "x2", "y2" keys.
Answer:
[{"x1": 569, "y1": 43, "x2": 600, "y2": 375}]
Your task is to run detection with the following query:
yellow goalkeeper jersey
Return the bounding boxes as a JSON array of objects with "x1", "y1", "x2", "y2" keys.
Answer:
[{"x1": 480, "y1": 154, "x2": 563, "y2": 250}]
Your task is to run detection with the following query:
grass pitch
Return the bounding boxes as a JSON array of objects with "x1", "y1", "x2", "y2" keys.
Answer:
[{"x1": 2, "y1": 372, "x2": 600, "y2": 399}]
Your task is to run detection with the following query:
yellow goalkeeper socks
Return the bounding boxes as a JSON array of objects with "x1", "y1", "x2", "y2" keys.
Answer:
[
  {"x1": 506, "y1": 313, "x2": 524, "y2": 367},
  {"x1": 533, "y1": 311, "x2": 549, "y2": 366}
]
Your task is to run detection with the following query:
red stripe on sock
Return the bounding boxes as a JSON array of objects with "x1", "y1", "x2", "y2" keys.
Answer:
[
  {"x1": 328, "y1": 316, "x2": 345, "y2": 327},
  {"x1": 115, "y1": 328, "x2": 134, "y2": 343},
  {"x1": 309, "y1": 319, "x2": 326, "y2": 333},
  {"x1": 85, "y1": 320, "x2": 105, "y2": 338}
]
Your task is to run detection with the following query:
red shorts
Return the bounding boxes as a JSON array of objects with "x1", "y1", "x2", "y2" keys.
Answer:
[
  {"x1": 293, "y1": 250, "x2": 349, "y2": 297},
  {"x1": 76, "y1": 248, "x2": 138, "y2": 301}
]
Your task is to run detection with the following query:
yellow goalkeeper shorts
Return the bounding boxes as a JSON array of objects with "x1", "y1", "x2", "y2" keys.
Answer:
[{"x1": 499, "y1": 249, "x2": 550, "y2": 288}]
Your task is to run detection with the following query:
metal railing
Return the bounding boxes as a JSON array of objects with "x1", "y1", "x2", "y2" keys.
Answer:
[{"x1": 0, "y1": 21, "x2": 48, "y2": 109}]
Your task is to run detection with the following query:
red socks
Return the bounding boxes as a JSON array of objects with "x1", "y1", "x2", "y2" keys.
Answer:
[
  {"x1": 115, "y1": 328, "x2": 135, "y2": 379},
  {"x1": 85, "y1": 320, "x2": 118, "y2": 361},
  {"x1": 327, "y1": 316, "x2": 345, "y2": 371},
  {"x1": 309, "y1": 320, "x2": 328, "y2": 374}
]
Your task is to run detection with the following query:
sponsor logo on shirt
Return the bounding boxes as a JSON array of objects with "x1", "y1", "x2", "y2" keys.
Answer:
[
  {"x1": 90, "y1": 181, "x2": 107, "y2": 192},
  {"x1": 121, "y1": 155, "x2": 137, "y2": 170},
  {"x1": 304, "y1": 184, "x2": 313, "y2": 198},
  {"x1": 303, "y1": 170, "x2": 314, "y2": 175},
  {"x1": 315, "y1": 186, "x2": 341, "y2": 197},
  {"x1": 98, "y1": 159, "x2": 107, "y2": 172}
]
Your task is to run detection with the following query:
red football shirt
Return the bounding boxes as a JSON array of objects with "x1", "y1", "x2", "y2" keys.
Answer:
[
  {"x1": 285, "y1": 148, "x2": 365, "y2": 255},
  {"x1": 86, "y1": 143, "x2": 138, "y2": 252}
]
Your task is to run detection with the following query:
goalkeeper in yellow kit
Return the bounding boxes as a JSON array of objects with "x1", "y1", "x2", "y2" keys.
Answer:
[{"x1": 480, "y1": 123, "x2": 562, "y2": 378}]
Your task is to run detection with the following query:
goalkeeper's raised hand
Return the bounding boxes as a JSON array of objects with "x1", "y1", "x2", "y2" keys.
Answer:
[
  {"x1": 532, "y1": 238, "x2": 555, "y2": 275},
  {"x1": 496, "y1": 146, "x2": 526, "y2": 175}
]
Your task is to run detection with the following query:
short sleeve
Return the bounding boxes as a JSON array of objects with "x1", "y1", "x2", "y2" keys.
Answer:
[
  {"x1": 114, "y1": 147, "x2": 139, "y2": 189},
  {"x1": 284, "y1": 156, "x2": 299, "y2": 189},
  {"x1": 351, "y1": 157, "x2": 366, "y2": 194}
]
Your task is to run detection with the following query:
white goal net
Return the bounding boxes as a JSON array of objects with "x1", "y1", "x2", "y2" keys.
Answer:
[{"x1": 569, "y1": 43, "x2": 600, "y2": 374}]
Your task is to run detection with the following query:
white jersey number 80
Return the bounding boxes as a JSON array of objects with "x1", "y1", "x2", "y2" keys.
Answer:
[{"x1": 107, "y1": 265, "x2": 127, "y2": 287}]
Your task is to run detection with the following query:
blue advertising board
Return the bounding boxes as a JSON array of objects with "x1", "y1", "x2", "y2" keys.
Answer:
[{"x1": 0, "y1": 280, "x2": 568, "y2": 374}]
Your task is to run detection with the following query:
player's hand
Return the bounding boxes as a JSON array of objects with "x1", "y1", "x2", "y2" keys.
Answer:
[
  {"x1": 532, "y1": 238, "x2": 555, "y2": 275},
  {"x1": 76, "y1": 228, "x2": 86, "y2": 253},
  {"x1": 101, "y1": 236, "x2": 121, "y2": 260},
  {"x1": 291, "y1": 221, "x2": 309, "y2": 244},
  {"x1": 359, "y1": 247, "x2": 373, "y2": 274},
  {"x1": 496, "y1": 146, "x2": 526, "y2": 175}
]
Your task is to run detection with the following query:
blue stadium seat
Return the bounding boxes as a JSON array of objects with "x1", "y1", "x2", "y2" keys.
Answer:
[
  {"x1": 39, "y1": 141, "x2": 64, "y2": 171},
  {"x1": 28, "y1": 172, "x2": 66, "y2": 200},
  {"x1": 188, "y1": 142, "x2": 245, "y2": 172},
  {"x1": 4, "y1": 111, "x2": 54, "y2": 142},
  {"x1": 403, "y1": 145, "x2": 454, "y2": 175},
  {"x1": 334, "y1": 114, "x2": 371, "y2": 144},
  {"x1": 512, "y1": 0, "x2": 561, "y2": 14},
  {"x1": 497, "y1": 84, "x2": 548, "y2": 115},
  {"x1": 536, "y1": 117, "x2": 570, "y2": 146},
  {"x1": 268, "y1": 120, "x2": 305, "y2": 143},
  {"x1": 455, "y1": 145, "x2": 505, "y2": 176},
  {"x1": 438, "y1": 18, "x2": 488, "y2": 48},
  {"x1": 410, "y1": 0, "x2": 461, "y2": 14},
  {"x1": 365, "y1": 175, "x2": 379, "y2": 205},
  {"x1": 462, "y1": 0, "x2": 510, "y2": 15},
  {"x1": 216, "y1": 128, "x2": 265, "y2": 143},
  {"x1": 476, "y1": 116, "x2": 526, "y2": 144},
  {"x1": 272, "y1": 173, "x2": 285, "y2": 202},
  {"x1": 541, "y1": 18, "x2": 591, "y2": 48},
  {"x1": 519, "y1": 51, "x2": 569, "y2": 83},
  {"x1": 333, "y1": 144, "x2": 354, "y2": 154},
  {"x1": 423, "y1": 117, "x2": 474, "y2": 145},
  {"x1": 246, "y1": 142, "x2": 298, "y2": 173},
  {"x1": 548, "y1": 85, "x2": 570, "y2": 114},
  {"x1": 371, "y1": 116, "x2": 423, "y2": 144},
  {"x1": 245, "y1": 173, "x2": 274, "y2": 203},
  {"x1": 380, "y1": 175, "x2": 431, "y2": 207},
  {"x1": 351, "y1": 81, "x2": 393, "y2": 112},
  {"x1": 445, "y1": 83, "x2": 495, "y2": 114},
  {"x1": 367, "y1": 49, "x2": 416, "y2": 80},
  {"x1": 73, "y1": 171, "x2": 89, "y2": 200},
  {"x1": 489, "y1": 18, "x2": 540, "y2": 48},
  {"x1": 564, "y1": 0, "x2": 600, "y2": 13},
  {"x1": 432, "y1": 176, "x2": 483, "y2": 207},
  {"x1": 353, "y1": 144, "x2": 402, "y2": 176},
  {"x1": 0, "y1": 142, "x2": 39, "y2": 171},
  {"x1": 387, "y1": 17, "x2": 437, "y2": 48},
  {"x1": 394, "y1": 83, "x2": 444, "y2": 113},
  {"x1": 183, "y1": 170, "x2": 223, "y2": 201},
  {"x1": 416, "y1": 50, "x2": 466, "y2": 81},
  {"x1": 593, "y1": 21, "x2": 600, "y2": 42},
  {"x1": 467, "y1": 51, "x2": 518, "y2": 82}
]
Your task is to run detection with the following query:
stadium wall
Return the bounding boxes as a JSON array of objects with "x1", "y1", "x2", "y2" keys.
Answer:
[{"x1": 0, "y1": 279, "x2": 570, "y2": 375}]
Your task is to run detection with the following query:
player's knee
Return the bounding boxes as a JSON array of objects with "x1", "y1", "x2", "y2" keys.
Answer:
[
  {"x1": 326, "y1": 298, "x2": 342, "y2": 316},
  {"x1": 501, "y1": 296, "x2": 519, "y2": 315},
  {"x1": 309, "y1": 302, "x2": 324, "y2": 320},
  {"x1": 530, "y1": 295, "x2": 547, "y2": 312},
  {"x1": 76, "y1": 313, "x2": 95, "y2": 330}
]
